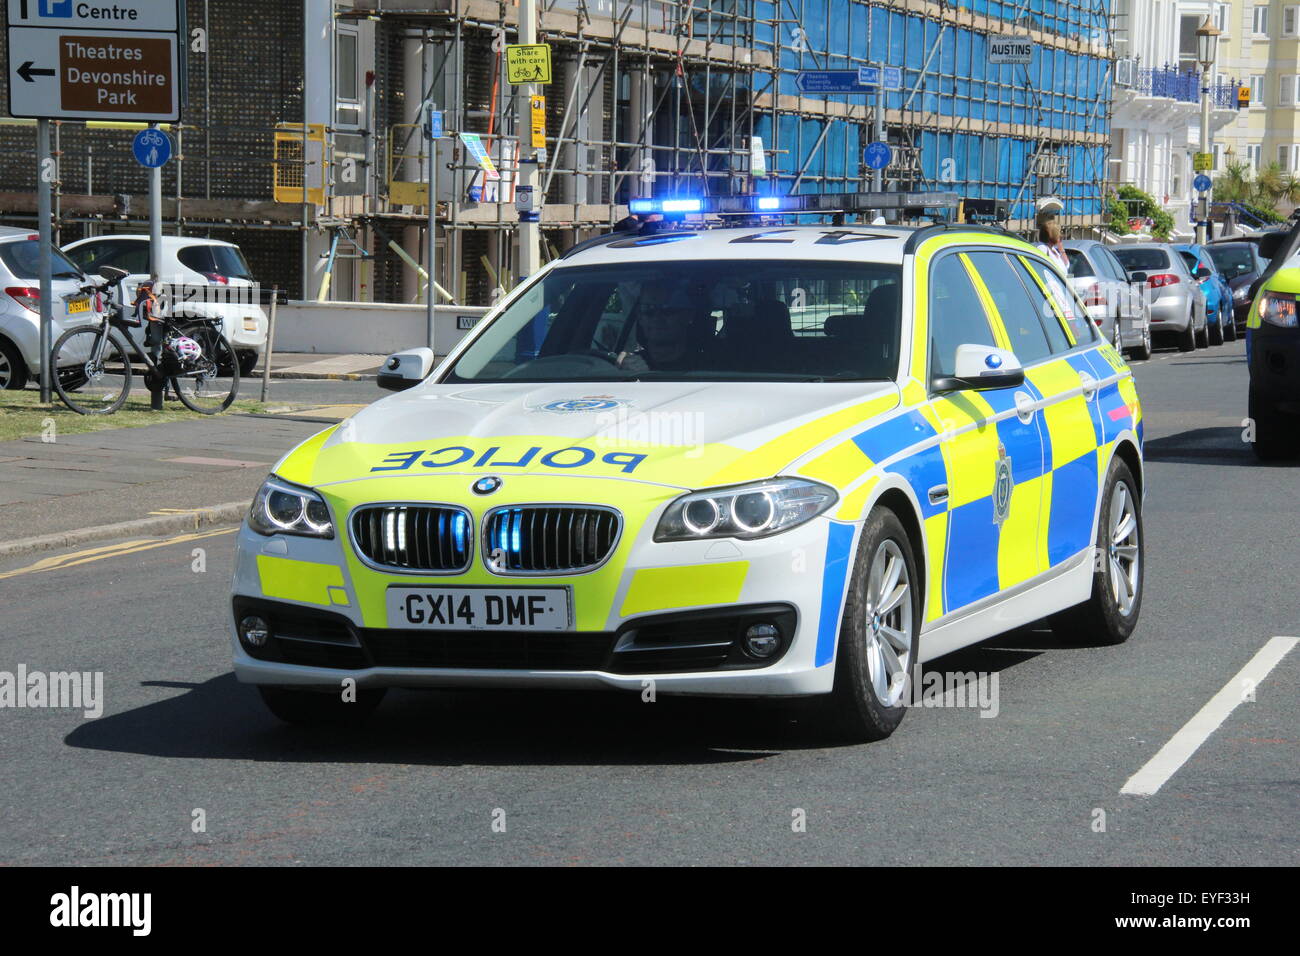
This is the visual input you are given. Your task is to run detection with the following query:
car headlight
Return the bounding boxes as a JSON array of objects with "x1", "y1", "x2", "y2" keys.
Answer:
[
  {"x1": 1258, "y1": 291, "x2": 1298, "y2": 329},
  {"x1": 248, "y1": 475, "x2": 334, "y2": 538},
  {"x1": 655, "y1": 478, "x2": 838, "y2": 542},
  {"x1": 1233, "y1": 286, "x2": 1250, "y2": 301}
]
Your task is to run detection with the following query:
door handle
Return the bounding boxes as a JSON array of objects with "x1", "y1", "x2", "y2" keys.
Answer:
[
  {"x1": 1013, "y1": 390, "x2": 1037, "y2": 423},
  {"x1": 1078, "y1": 371, "x2": 1098, "y2": 401},
  {"x1": 928, "y1": 484, "x2": 949, "y2": 506}
]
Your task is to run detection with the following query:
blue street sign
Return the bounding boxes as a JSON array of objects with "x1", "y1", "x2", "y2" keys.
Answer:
[
  {"x1": 863, "y1": 141, "x2": 893, "y2": 170},
  {"x1": 795, "y1": 70, "x2": 871, "y2": 94},
  {"x1": 1193, "y1": 174, "x2": 1212, "y2": 192},
  {"x1": 132, "y1": 127, "x2": 171, "y2": 168},
  {"x1": 857, "y1": 66, "x2": 903, "y2": 91},
  {"x1": 426, "y1": 109, "x2": 444, "y2": 140}
]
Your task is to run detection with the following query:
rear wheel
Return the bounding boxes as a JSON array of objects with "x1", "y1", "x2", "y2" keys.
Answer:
[
  {"x1": 1224, "y1": 314, "x2": 1238, "y2": 342},
  {"x1": 237, "y1": 349, "x2": 259, "y2": 378},
  {"x1": 1209, "y1": 313, "x2": 1224, "y2": 345},
  {"x1": 1178, "y1": 317, "x2": 1197, "y2": 352},
  {"x1": 1128, "y1": 323, "x2": 1152, "y2": 362},
  {"x1": 0, "y1": 339, "x2": 27, "y2": 390},
  {"x1": 1049, "y1": 457, "x2": 1143, "y2": 645},
  {"x1": 825, "y1": 507, "x2": 920, "y2": 742},
  {"x1": 258, "y1": 686, "x2": 386, "y2": 725},
  {"x1": 173, "y1": 322, "x2": 240, "y2": 414},
  {"x1": 51, "y1": 324, "x2": 132, "y2": 415}
]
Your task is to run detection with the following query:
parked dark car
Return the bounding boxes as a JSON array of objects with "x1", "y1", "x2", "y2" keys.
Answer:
[{"x1": 1206, "y1": 242, "x2": 1268, "y2": 333}]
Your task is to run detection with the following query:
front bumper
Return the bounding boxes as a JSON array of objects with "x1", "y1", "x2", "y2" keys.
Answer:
[
  {"x1": 229, "y1": 496, "x2": 854, "y2": 697},
  {"x1": 1248, "y1": 324, "x2": 1300, "y2": 411}
]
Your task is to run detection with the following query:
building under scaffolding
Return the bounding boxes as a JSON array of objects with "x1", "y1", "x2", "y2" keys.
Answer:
[{"x1": 0, "y1": 0, "x2": 1117, "y2": 308}]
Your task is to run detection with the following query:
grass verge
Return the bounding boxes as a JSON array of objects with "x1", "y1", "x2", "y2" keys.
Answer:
[{"x1": 0, "y1": 388, "x2": 267, "y2": 442}]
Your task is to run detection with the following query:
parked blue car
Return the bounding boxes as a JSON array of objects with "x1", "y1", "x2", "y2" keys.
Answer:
[{"x1": 1174, "y1": 243, "x2": 1237, "y2": 345}]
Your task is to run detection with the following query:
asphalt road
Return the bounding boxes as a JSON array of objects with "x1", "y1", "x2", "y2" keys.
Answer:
[{"x1": 1, "y1": 337, "x2": 1296, "y2": 866}]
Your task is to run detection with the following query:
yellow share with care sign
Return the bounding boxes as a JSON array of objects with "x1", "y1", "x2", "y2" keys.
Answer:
[{"x1": 505, "y1": 44, "x2": 552, "y2": 84}]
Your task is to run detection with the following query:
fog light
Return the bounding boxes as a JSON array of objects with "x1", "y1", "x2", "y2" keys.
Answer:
[
  {"x1": 239, "y1": 615, "x2": 270, "y2": 648},
  {"x1": 743, "y1": 623, "x2": 781, "y2": 658}
]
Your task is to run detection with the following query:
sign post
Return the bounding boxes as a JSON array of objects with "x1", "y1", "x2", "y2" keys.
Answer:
[
  {"x1": 5, "y1": 0, "x2": 182, "y2": 403},
  {"x1": 36, "y1": 118, "x2": 52, "y2": 404}
]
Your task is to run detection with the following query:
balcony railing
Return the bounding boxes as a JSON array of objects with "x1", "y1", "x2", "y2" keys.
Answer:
[{"x1": 1123, "y1": 66, "x2": 1240, "y2": 107}]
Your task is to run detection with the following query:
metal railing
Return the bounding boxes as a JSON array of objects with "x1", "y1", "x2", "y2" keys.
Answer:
[{"x1": 1126, "y1": 66, "x2": 1239, "y2": 107}]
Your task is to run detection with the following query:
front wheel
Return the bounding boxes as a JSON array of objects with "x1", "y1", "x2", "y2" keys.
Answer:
[
  {"x1": 51, "y1": 324, "x2": 132, "y2": 415},
  {"x1": 1128, "y1": 323, "x2": 1152, "y2": 362},
  {"x1": 1249, "y1": 387, "x2": 1299, "y2": 461},
  {"x1": 825, "y1": 507, "x2": 921, "y2": 742},
  {"x1": 1049, "y1": 457, "x2": 1143, "y2": 645},
  {"x1": 173, "y1": 322, "x2": 240, "y2": 414}
]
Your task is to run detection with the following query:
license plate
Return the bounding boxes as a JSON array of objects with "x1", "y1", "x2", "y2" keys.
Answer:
[
  {"x1": 67, "y1": 297, "x2": 90, "y2": 314},
  {"x1": 386, "y1": 586, "x2": 570, "y2": 631}
]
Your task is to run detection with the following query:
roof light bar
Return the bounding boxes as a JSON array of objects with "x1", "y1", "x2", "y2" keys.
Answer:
[{"x1": 625, "y1": 191, "x2": 961, "y2": 217}]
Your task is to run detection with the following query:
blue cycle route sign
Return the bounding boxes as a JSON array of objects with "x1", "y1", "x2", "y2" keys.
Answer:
[
  {"x1": 132, "y1": 127, "x2": 172, "y2": 168},
  {"x1": 863, "y1": 141, "x2": 893, "y2": 170},
  {"x1": 795, "y1": 71, "x2": 871, "y2": 94}
]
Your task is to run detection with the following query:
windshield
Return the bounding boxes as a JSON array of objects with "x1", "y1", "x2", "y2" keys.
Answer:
[
  {"x1": 0, "y1": 239, "x2": 83, "y2": 280},
  {"x1": 1207, "y1": 245, "x2": 1255, "y2": 277},
  {"x1": 1112, "y1": 247, "x2": 1171, "y2": 273},
  {"x1": 445, "y1": 259, "x2": 904, "y2": 383}
]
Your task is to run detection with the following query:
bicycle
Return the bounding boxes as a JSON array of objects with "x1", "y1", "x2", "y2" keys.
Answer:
[{"x1": 50, "y1": 266, "x2": 240, "y2": 416}]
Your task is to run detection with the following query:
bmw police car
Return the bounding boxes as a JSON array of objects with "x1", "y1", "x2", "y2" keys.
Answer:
[{"x1": 231, "y1": 217, "x2": 1145, "y2": 740}]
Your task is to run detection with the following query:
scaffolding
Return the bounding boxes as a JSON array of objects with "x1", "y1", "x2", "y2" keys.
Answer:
[{"x1": 0, "y1": 0, "x2": 1119, "y2": 306}]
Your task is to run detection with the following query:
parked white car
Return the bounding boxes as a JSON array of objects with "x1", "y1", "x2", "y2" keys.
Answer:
[
  {"x1": 0, "y1": 226, "x2": 93, "y2": 390},
  {"x1": 62, "y1": 235, "x2": 267, "y2": 376}
]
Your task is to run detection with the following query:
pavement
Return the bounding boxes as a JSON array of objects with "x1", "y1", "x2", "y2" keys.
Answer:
[
  {"x1": 262, "y1": 353, "x2": 386, "y2": 381},
  {"x1": 0, "y1": 338, "x2": 1297, "y2": 866}
]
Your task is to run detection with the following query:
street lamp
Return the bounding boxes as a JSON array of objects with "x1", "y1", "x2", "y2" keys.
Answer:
[{"x1": 1195, "y1": 17, "x2": 1221, "y2": 244}]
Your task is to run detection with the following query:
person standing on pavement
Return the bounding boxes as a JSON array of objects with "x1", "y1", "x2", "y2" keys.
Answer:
[{"x1": 1035, "y1": 219, "x2": 1069, "y2": 271}]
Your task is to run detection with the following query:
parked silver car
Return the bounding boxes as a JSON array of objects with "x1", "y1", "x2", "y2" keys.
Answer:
[
  {"x1": 1111, "y1": 243, "x2": 1207, "y2": 352},
  {"x1": 1063, "y1": 239, "x2": 1152, "y2": 360}
]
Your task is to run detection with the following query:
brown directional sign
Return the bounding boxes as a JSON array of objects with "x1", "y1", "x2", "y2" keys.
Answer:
[{"x1": 4, "y1": 1, "x2": 181, "y2": 122}]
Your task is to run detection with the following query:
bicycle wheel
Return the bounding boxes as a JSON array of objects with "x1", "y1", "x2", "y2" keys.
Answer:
[
  {"x1": 172, "y1": 322, "x2": 240, "y2": 414},
  {"x1": 51, "y1": 324, "x2": 132, "y2": 415}
]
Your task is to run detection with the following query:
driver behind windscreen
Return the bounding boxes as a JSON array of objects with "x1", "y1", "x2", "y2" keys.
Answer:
[{"x1": 616, "y1": 281, "x2": 712, "y2": 372}]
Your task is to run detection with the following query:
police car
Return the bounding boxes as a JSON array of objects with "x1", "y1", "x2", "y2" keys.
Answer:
[
  {"x1": 1245, "y1": 218, "x2": 1300, "y2": 460},
  {"x1": 231, "y1": 218, "x2": 1145, "y2": 741}
]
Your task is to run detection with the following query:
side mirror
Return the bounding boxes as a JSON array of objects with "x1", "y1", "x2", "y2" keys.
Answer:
[
  {"x1": 377, "y1": 347, "x2": 436, "y2": 392},
  {"x1": 932, "y1": 344, "x2": 1025, "y2": 393},
  {"x1": 1258, "y1": 231, "x2": 1286, "y2": 261}
]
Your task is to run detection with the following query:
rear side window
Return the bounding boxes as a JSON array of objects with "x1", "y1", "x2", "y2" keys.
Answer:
[
  {"x1": 1023, "y1": 256, "x2": 1097, "y2": 345},
  {"x1": 177, "y1": 244, "x2": 253, "y2": 279},
  {"x1": 1067, "y1": 250, "x2": 1094, "y2": 278},
  {"x1": 1112, "y1": 247, "x2": 1170, "y2": 273},
  {"x1": 928, "y1": 253, "x2": 998, "y2": 379},
  {"x1": 1011, "y1": 258, "x2": 1072, "y2": 352},
  {"x1": 964, "y1": 251, "x2": 1052, "y2": 365}
]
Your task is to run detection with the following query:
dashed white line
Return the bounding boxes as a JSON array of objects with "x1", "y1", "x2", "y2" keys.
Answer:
[{"x1": 1120, "y1": 636, "x2": 1298, "y2": 796}]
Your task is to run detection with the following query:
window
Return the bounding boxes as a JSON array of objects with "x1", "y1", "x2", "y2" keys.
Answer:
[
  {"x1": 1280, "y1": 145, "x2": 1300, "y2": 172},
  {"x1": 927, "y1": 254, "x2": 998, "y2": 379},
  {"x1": 1021, "y1": 257, "x2": 1095, "y2": 347},
  {"x1": 446, "y1": 259, "x2": 904, "y2": 383},
  {"x1": 177, "y1": 244, "x2": 253, "y2": 280},
  {"x1": 335, "y1": 28, "x2": 360, "y2": 126},
  {"x1": 1213, "y1": 144, "x2": 1223, "y2": 169},
  {"x1": 1253, "y1": 4, "x2": 1268, "y2": 34},
  {"x1": 1280, "y1": 75, "x2": 1295, "y2": 107},
  {"x1": 72, "y1": 239, "x2": 148, "y2": 275},
  {"x1": 1066, "y1": 250, "x2": 1094, "y2": 278},
  {"x1": 1215, "y1": 2, "x2": 1230, "y2": 33},
  {"x1": 1013, "y1": 259, "x2": 1073, "y2": 353},
  {"x1": 965, "y1": 251, "x2": 1053, "y2": 365},
  {"x1": 0, "y1": 239, "x2": 82, "y2": 281},
  {"x1": 1178, "y1": 15, "x2": 1202, "y2": 72},
  {"x1": 1284, "y1": 5, "x2": 1299, "y2": 36},
  {"x1": 1249, "y1": 73, "x2": 1265, "y2": 108}
]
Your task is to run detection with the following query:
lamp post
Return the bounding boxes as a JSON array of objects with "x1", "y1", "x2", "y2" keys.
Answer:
[{"x1": 1196, "y1": 17, "x2": 1221, "y2": 244}]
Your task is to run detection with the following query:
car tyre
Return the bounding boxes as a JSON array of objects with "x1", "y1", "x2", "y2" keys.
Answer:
[
  {"x1": 0, "y1": 339, "x2": 28, "y2": 390},
  {"x1": 1178, "y1": 317, "x2": 1196, "y2": 352},
  {"x1": 1127, "y1": 323, "x2": 1152, "y2": 362},
  {"x1": 825, "y1": 507, "x2": 921, "y2": 742},
  {"x1": 1209, "y1": 314, "x2": 1224, "y2": 346},
  {"x1": 1223, "y1": 315, "x2": 1238, "y2": 342},
  {"x1": 1249, "y1": 387, "x2": 1299, "y2": 461},
  {"x1": 1049, "y1": 457, "x2": 1143, "y2": 646},
  {"x1": 237, "y1": 350, "x2": 259, "y2": 378},
  {"x1": 258, "y1": 686, "x2": 387, "y2": 725}
]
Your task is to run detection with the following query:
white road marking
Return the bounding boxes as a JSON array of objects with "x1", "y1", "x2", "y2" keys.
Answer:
[{"x1": 1121, "y1": 636, "x2": 1298, "y2": 796}]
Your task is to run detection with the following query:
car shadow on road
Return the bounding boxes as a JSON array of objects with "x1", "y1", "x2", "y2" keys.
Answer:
[
  {"x1": 65, "y1": 641, "x2": 1048, "y2": 764},
  {"x1": 1143, "y1": 427, "x2": 1257, "y2": 465}
]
